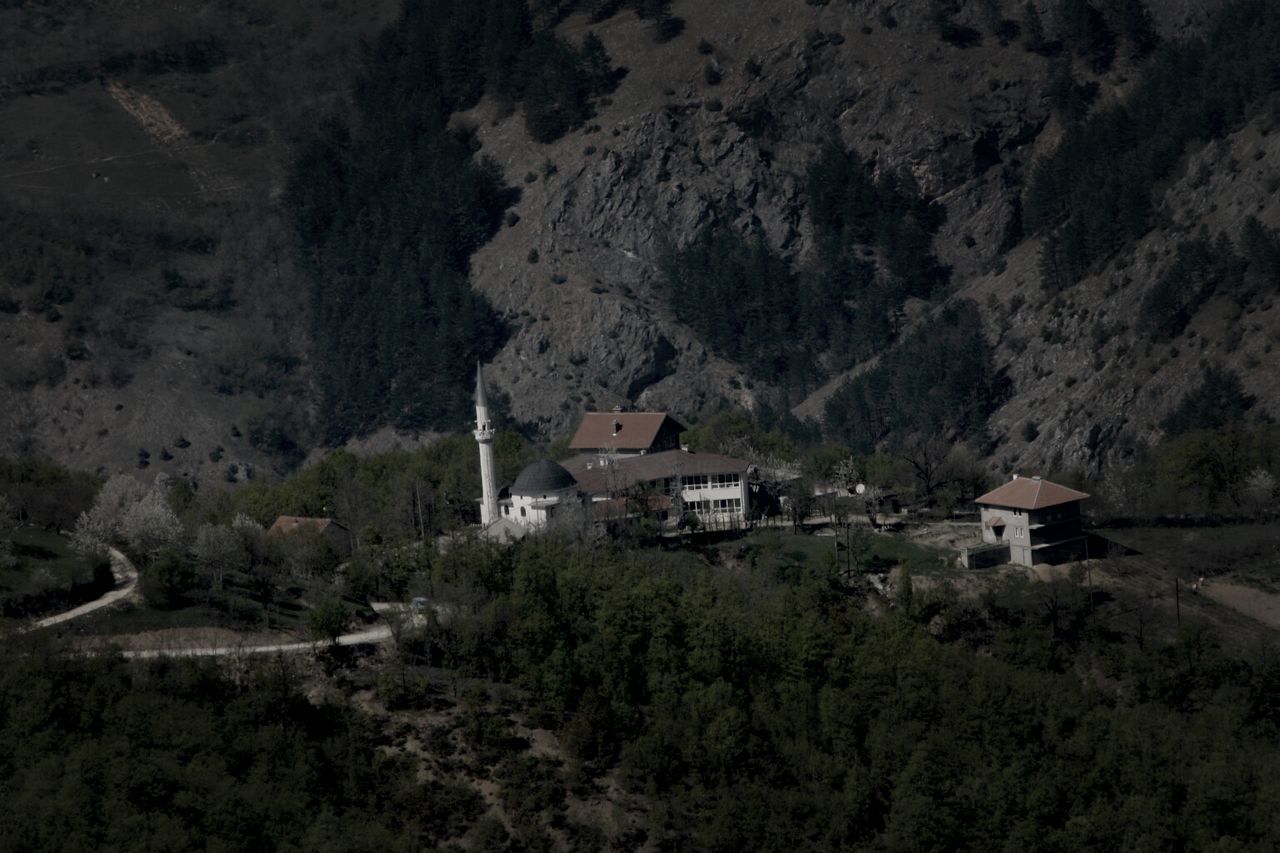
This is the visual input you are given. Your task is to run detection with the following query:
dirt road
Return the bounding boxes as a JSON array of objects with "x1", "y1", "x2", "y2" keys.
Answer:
[
  {"x1": 1202, "y1": 582, "x2": 1280, "y2": 630},
  {"x1": 120, "y1": 625, "x2": 394, "y2": 659},
  {"x1": 27, "y1": 547, "x2": 138, "y2": 631}
]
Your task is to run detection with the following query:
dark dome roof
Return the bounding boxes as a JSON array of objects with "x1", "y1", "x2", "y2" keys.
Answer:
[{"x1": 511, "y1": 459, "x2": 577, "y2": 496}]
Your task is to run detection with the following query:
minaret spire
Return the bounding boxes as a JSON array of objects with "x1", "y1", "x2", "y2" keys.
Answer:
[
  {"x1": 475, "y1": 361, "x2": 489, "y2": 409},
  {"x1": 474, "y1": 362, "x2": 499, "y2": 526}
]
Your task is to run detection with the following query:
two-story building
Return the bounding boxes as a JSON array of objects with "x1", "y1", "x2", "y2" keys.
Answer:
[
  {"x1": 974, "y1": 475, "x2": 1090, "y2": 567},
  {"x1": 560, "y1": 447, "x2": 751, "y2": 528}
]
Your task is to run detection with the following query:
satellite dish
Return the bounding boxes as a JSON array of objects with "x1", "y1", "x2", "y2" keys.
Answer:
[{"x1": 855, "y1": 483, "x2": 867, "y2": 495}]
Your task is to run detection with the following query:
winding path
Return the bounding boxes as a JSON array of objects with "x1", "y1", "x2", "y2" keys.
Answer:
[
  {"x1": 120, "y1": 625, "x2": 394, "y2": 659},
  {"x1": 26, "y1": 546, "x2": 139, "y2": 631},
  {"x1": 20, "y1": 554, "x2": 411, "y2": 658}
]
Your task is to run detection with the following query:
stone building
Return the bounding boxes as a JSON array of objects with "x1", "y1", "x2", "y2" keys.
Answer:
[{"x1": 973, "y1": 475, "x2": 1090, "y2": 567}]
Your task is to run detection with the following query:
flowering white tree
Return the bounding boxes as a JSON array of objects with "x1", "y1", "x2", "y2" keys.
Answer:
[
  {"x1": 230, "y1": 513, "x2": 265, "y2": 555},
  {"x1": 72, "y1": 475, "x2": 146, "y2": 556},
  {"x1": 1243, "y1": 468, "x2": 1277, "y2": 516},
  {"x1": 121, "y1": 488, "x2": 183, "y2": 560},
  {"x1": 73, "y1": 475, "x2": 182, "y2": 560}
]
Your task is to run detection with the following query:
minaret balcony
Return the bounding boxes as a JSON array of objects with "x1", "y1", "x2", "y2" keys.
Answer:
[{"x1": 475, "y1": 427, "x2": 496, "y2": 441}]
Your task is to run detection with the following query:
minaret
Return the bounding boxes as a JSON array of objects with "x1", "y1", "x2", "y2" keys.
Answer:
[{"x1": 474, "y1": 362, "x2": 499, "y2": 526}]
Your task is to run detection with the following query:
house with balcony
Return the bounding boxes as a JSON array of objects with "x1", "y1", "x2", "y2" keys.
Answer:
[
  {"x1": 969, "y1": 475, "x2": 1090, "y2": 567},
  {"x1": 560, "y1": 447, "x2": 752, "y2": 529}
]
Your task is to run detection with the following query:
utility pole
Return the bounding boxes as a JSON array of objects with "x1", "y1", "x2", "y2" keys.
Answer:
[
  {"x1": 1175, "y1": 577, "x2": 1181, "y2": 629},
  {"x1": 1086, "y1": 562, "x2": 1093, "y2": 617}
]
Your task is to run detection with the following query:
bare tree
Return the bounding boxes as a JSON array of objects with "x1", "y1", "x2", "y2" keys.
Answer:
[
  {"x1": 894, "y1": 434, "x2": 956, "y2": 505},
  {"x1": 832, "y1": 456, "x2": 860, "y2": 494}
]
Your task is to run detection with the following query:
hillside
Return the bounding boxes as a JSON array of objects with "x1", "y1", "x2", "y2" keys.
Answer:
[
  {"x1": 2, "y1": 0, "x2": 1278, "y2": 483},
  {"x1": 0, "y1": 0, "x2": 398, "y2": 481}
]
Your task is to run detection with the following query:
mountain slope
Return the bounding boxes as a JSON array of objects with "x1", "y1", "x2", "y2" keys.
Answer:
[{"x1": 3, "y1": 0, "x2": 1276, "y2": 482}]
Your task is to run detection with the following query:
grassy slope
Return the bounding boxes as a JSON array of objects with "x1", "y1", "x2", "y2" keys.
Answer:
[{"x1": 0, "y1": 0, "x2": 398, "y2": 483}]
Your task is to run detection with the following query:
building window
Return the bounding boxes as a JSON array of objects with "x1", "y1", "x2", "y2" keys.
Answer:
[{"x1": 520, "y1": 507, "x2": 526, "y2": 518}]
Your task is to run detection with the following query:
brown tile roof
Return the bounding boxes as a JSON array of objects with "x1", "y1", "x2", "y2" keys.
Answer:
[
  {"x1": 569, "y1": 412, "x2": 687, "y2": 451},
  {"x1": 561, "y1": 449, "x2": 749, "y2": 495},
  {"x1": 975, "y1": 477, "x2": 1090, "y2": 511},
  {"x1": 269, "y1": 516, "x2": 346, "y2": 535}
]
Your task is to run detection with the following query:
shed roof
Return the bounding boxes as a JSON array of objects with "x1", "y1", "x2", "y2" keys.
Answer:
[
  {"x1": 976, "y1": 477, "x2": 1090, "y2": 510},
  {"x1": 569, "y1": 412, "x2": 687, "y2": 451}
]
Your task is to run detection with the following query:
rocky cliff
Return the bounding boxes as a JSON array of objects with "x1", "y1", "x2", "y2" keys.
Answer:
[
  {"x1": 2, "y1": 0, "x2": 1275, "y2": 482},
  {"x1": 468, "y1": 0, "x2": 1273, "y2": 478}
]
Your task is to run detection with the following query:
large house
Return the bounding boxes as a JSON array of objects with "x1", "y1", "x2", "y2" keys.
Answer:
[
  {"x1": 474, "y1": 367, "x2": 752, "y2": 539},
  {"x1": 568, "y1": 412, "x2": 686, "y2": 455},
  {"x1": 561, "y1": 448, "x2": 751, "y2": 529},
  {"x1": 973, "y1": 475, "x2": 1090, "y2": 567}
]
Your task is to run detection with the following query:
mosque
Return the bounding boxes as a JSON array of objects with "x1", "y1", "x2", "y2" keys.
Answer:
[{"x1": 473, "y1": 365, "x2": 753, "y2": 541}]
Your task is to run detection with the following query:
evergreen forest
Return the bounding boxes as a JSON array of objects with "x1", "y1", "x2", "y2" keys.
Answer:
[
  {"x1": 1027, "y1": 0, "x2": 1280, "y2": 289},
  {"x1": 286, "y1": 0, "x2": 625, "y2": 441},
  {"x1": 3, "y1": 533, "x2": 1279, "y2": 850},
  {"x1": 659, "y1": 144, "x2": 952, "y2": 399}
]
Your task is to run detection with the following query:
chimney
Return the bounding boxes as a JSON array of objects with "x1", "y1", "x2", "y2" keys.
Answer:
[
  {"x1": 612, "y1": 419, "x2": 621, "y2": 436},
  {"x1": 1011, "y1": 473, "x2": 1019, "y2": 480}
]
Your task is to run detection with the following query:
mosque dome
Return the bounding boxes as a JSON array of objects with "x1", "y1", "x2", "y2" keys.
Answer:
[{"x1": 510, "y1": 459, "x2": 577, "y2": 496}]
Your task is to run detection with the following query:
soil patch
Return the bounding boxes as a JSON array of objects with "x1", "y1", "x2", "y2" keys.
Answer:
[
  {"x1": 1202, "y1": 582, "x2": 1280, "y2": 629},
  {"x1": 75, "y1": 626, "x2": 296, "y2": 653}
]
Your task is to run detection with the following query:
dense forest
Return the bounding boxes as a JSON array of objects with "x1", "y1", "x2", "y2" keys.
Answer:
[
  {"x1": 1027, "y1": 0, "x2": 1280, "y2": 289},
  {"x1": 406, "y1": 537, "x2": 1280, "y2": 849},
  {"x1": 1138, "y1": 219, "x2": 1280, "y2": 342},
  {"x1": 823, "y1": 300, "x2": 1008, "y2": 454},
  {"x1": 5, "y1": 531, "x2": 1278, "y2": 850},
  {"x1": 659, "y1": 144, "x2": 949, "y2": 400},
  {"x1": 287, "y1": 0, "x2": 625, "y2": 441},
  {"x1": 0, "y1": 647, "x2": 480, "y2": 851}
]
